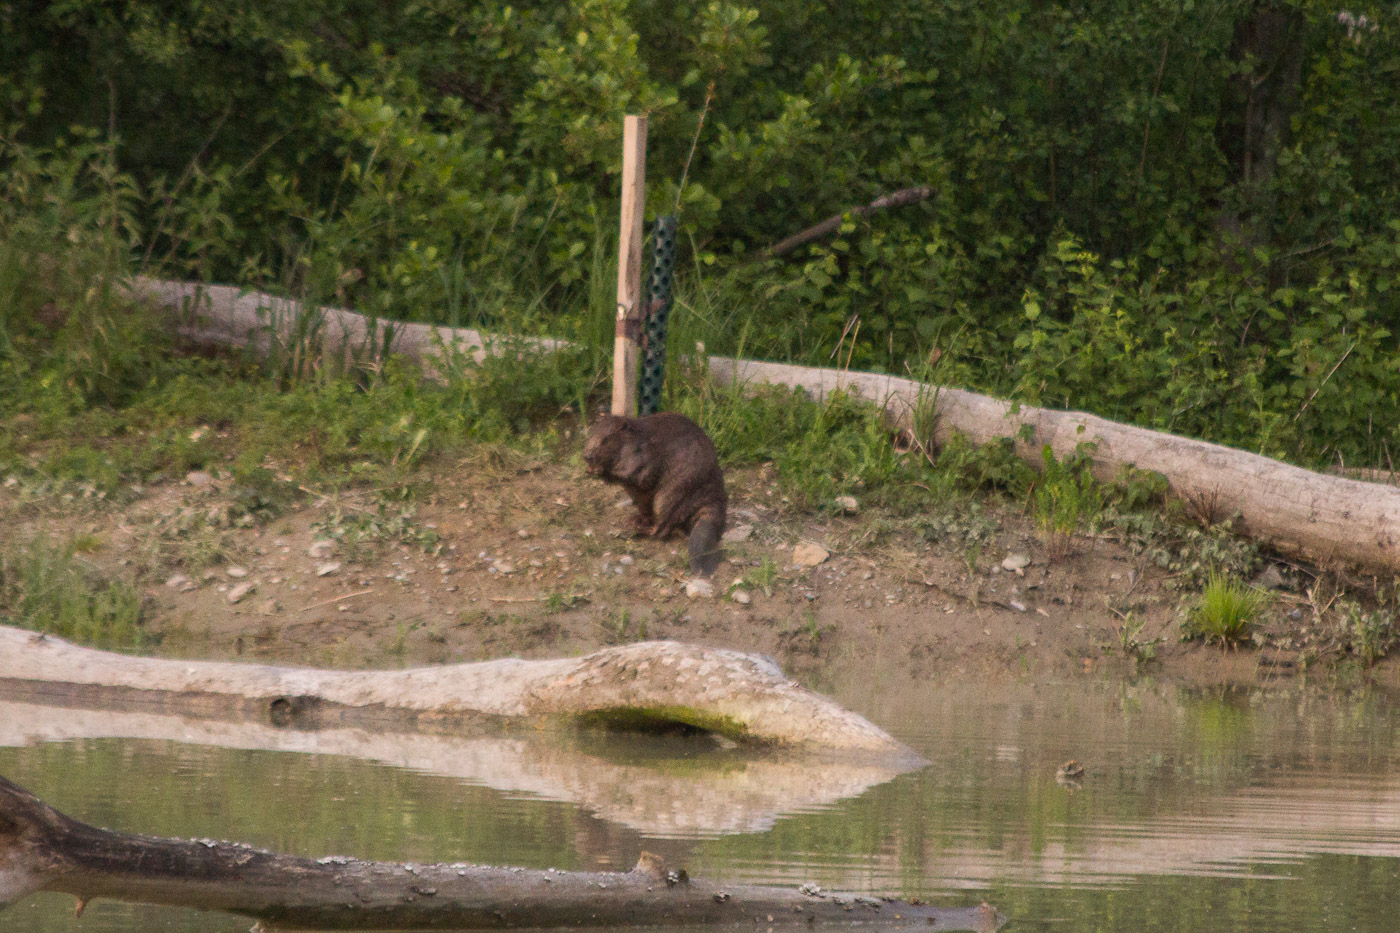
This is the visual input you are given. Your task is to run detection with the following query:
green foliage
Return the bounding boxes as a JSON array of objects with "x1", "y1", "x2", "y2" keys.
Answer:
[
  {"x1": 671, "y1": 383, "x2": 904, "y2": 508},
  {"x1": 4, "y1": 3, "x2": 1400, "y2": 469},
  {"x1": 1108, "y1": 612, "x2": 1160, "y2": 665},
  {"x1": 312, "y1": 504, "x2": 443, "y2": 562},
  {"x1": 735, "y1": 556, "x2": 779, "y2": 598},
  {"x1": 0, "y1": 537, "x2": 147, "y2": 647},
  {"x1": 1184, "y1": 574, "x2": 1271, "y2": 647},
  {"x1": 1112, "y1": 513, "x2": 1261, "y2": 589},
  {"x1": 598, "y1": 608, "x2": 647, "y2": 644},
  {"x1": 1337, "y1": 602, "x2": 1399, "y2": 667},
  {"x1": 1029, "y1": 444, "x2": 1103, "y2": 557}
]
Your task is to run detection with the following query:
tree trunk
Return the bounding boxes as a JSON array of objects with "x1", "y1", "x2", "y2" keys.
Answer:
[
  {"x1": 1216, "y1": 3, "x2": 1307, "y2": 252},
  {"x1": 0, "y1": 627, "x2": 917, "y2": 760},
  {"x1": 124, "y1": 277, "x2": 1400, "y2": 571},
  {"x1": 0, "y1": 776, "x2": 1004, "y2": 931}
]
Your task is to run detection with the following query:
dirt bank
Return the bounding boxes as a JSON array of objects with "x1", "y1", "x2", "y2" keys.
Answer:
[{"x1": 3, "y1": 447, "x2": 1389, "y2": 689}]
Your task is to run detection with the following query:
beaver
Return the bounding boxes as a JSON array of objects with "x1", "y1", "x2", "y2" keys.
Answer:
[{"x1": 583, "y1": 413, "x2": 727, "y2": 576}]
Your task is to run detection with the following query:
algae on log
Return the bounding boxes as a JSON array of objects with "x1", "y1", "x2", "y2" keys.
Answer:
[
  {"x1": 0, "y1": 776, "x2": 1004, "y2": 931},
  {"x1": 0, "y1": 627, "x2": 917, "y2": 759}
]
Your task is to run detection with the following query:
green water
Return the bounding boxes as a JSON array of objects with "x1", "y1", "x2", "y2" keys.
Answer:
[{"x1": 2, "y1": 679, "x2": 1399, "y2": 931}]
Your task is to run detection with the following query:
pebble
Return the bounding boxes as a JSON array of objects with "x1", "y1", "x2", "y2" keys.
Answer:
[
  {"x1": 685, "y1": 578, "x2": 716, "y2": 599},
  {"x1": 834, "y1": 495, "x2": 859, "y2": 514},
  {"x1": 1008, "y1": 600, "x2": 1027, "y2": 613},
  {"x1": 723, "y1": 524, "x2": 754, "y2": 544},
  {"x1": 492, "y1": 560, "x2": 516, "y2": 575},
  {"x1": 308, "y1": 539, "x2": 336, "y2": 559},
  {"x1": 227, "y1": 582, "x2": 255, "y2": 604},
  {"x1": 185, "y1": 470, "x2": 213, "y2": 487},
  {"x1": 793, "y1": 541, "x2": 830, "y2": 568},
  {"x1": 226, "y1": 567, "x2": 249, "y2": 579},
  {"x1": 619, "y1": 555, "x2": 634, "y2": 566},
  {"x1": 165, "y1": 574, "x2": 191, "y2": 589},
  {"x1": 315, "y1": 562, "x2": 341, "y2": 577},
  {"x1": 731, "y1": 589, "x2": 752, "y2": 605},
  {"x1": 1001, "y1": 553, "x2": 1031, "y2": 574}
]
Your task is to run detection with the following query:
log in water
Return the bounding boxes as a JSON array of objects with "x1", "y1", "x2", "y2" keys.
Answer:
[{"x1": 0, "y1": 776, "x2": 1003, "y2": 931}]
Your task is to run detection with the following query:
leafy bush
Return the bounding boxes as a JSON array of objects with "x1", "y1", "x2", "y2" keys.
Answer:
[
  {"x1": 1338, "y1": 603, "x2": 1399, "y2": 667},
  {"x1": 6, "y1": 2, "x2": 1400, "y2": 471}
]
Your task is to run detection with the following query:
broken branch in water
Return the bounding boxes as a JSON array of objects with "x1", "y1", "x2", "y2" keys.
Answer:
[{"x1": 0, "y1": 775, "x2": 1004, "y2": 930}]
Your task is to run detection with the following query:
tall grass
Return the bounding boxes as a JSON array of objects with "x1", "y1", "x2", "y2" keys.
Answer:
[{"x1": 0, "y1": 538, "x2": 147, "y2": 647}]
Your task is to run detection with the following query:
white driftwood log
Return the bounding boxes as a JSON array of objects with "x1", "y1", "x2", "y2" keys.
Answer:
[
  {"x1": 0, "y1": 627, "x2": 915, "y2": 758},
  {"x1": 125, "y1": 277, "x2": 1400, "y2": 570}
]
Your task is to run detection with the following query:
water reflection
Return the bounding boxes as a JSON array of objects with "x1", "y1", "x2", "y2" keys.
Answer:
[
  {"x1": 3, "y1": 679, "x2": 1400, "y2": 932},
  {"x1": 0, "y1": 700, "x2": 919, "y2": 837}
]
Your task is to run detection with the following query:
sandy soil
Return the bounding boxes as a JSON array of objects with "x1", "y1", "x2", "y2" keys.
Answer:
[{"x1": 3, "y1": 450, "x2": 1379, "y2": 688}]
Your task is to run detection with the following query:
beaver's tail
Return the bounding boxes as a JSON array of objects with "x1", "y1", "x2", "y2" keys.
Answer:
[{"x1": 687, "y1": 509, "x2": 724, "y2": 577}]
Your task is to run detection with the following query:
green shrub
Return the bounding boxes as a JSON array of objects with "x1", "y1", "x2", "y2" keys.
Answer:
[
  {"x1": 1338, "y1": 603, "x2": 1399, "y2": 667},
  {"x1": 1029, "y1": 444, "x2": 1103, "y2": 558}
]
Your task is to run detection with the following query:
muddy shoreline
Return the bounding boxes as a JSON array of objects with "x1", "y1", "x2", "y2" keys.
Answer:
[{"x1": 4, "y1": 454, "x2": 1396, "y2": 691}]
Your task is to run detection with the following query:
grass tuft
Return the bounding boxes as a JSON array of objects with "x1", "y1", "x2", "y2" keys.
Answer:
[{"x1": 1184, "y1": 573, "x2": 1270, "y2": 646}]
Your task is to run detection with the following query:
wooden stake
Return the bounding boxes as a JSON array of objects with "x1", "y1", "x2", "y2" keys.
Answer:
[{"x1": 611, "y1": 114, "x2": 648, "y2": 416}]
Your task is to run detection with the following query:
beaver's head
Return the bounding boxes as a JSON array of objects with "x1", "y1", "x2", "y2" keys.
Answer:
[{"x1": 583, "y1": 415, "x2": 632, "y2": 475}]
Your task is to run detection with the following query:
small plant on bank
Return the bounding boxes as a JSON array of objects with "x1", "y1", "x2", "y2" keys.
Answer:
[
  {"x1": 312, "y1": 503, "x2": 442, "y2": 562},
  {"x1": 1108, "y1": 610, "x2": 1160, "y2": 664},
  {"x1": 598, "y1": 608, "x2": 647, "y2": 644},
  {"x1": 738, "y1": 557, "x2": 780, "y2": 597},
  {"x1": 1109, "y1": 510, "x2": 1261, "y2": 589},
  {"x1": 543, "y1": 592, "x2": 588, "y2": 614},
  {"x1": 1338, "y1": 602, "x2": 1399, "y2": 667},
  {"x1": 1183, "y1": 573, "x2": 1270, "y2": 646},
  {"x1": 1027, "y1": 444, "x2": 1103, "y2": 561}
]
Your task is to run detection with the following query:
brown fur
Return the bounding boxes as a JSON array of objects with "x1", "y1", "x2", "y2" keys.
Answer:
[{"x1": 583, "y1": 413, "x2": 727, "y2": 575}]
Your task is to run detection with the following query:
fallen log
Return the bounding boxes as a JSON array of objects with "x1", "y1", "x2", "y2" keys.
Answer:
[
  {"x1": 704, "y1": 356, "x2": 1400, "y2": 569},
  {"x1": 0, "y1": 627, "x2": 917, "y2": 759},
  {"x1": 0, "y1": 776, "x2": 1004, "y2": 931},
  {"x1": 125, "y1": 277, "x2": 1400, "y2": 571},
  {"x1": 0, "y1": 699, "x2": 920, "y2": 838}
]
